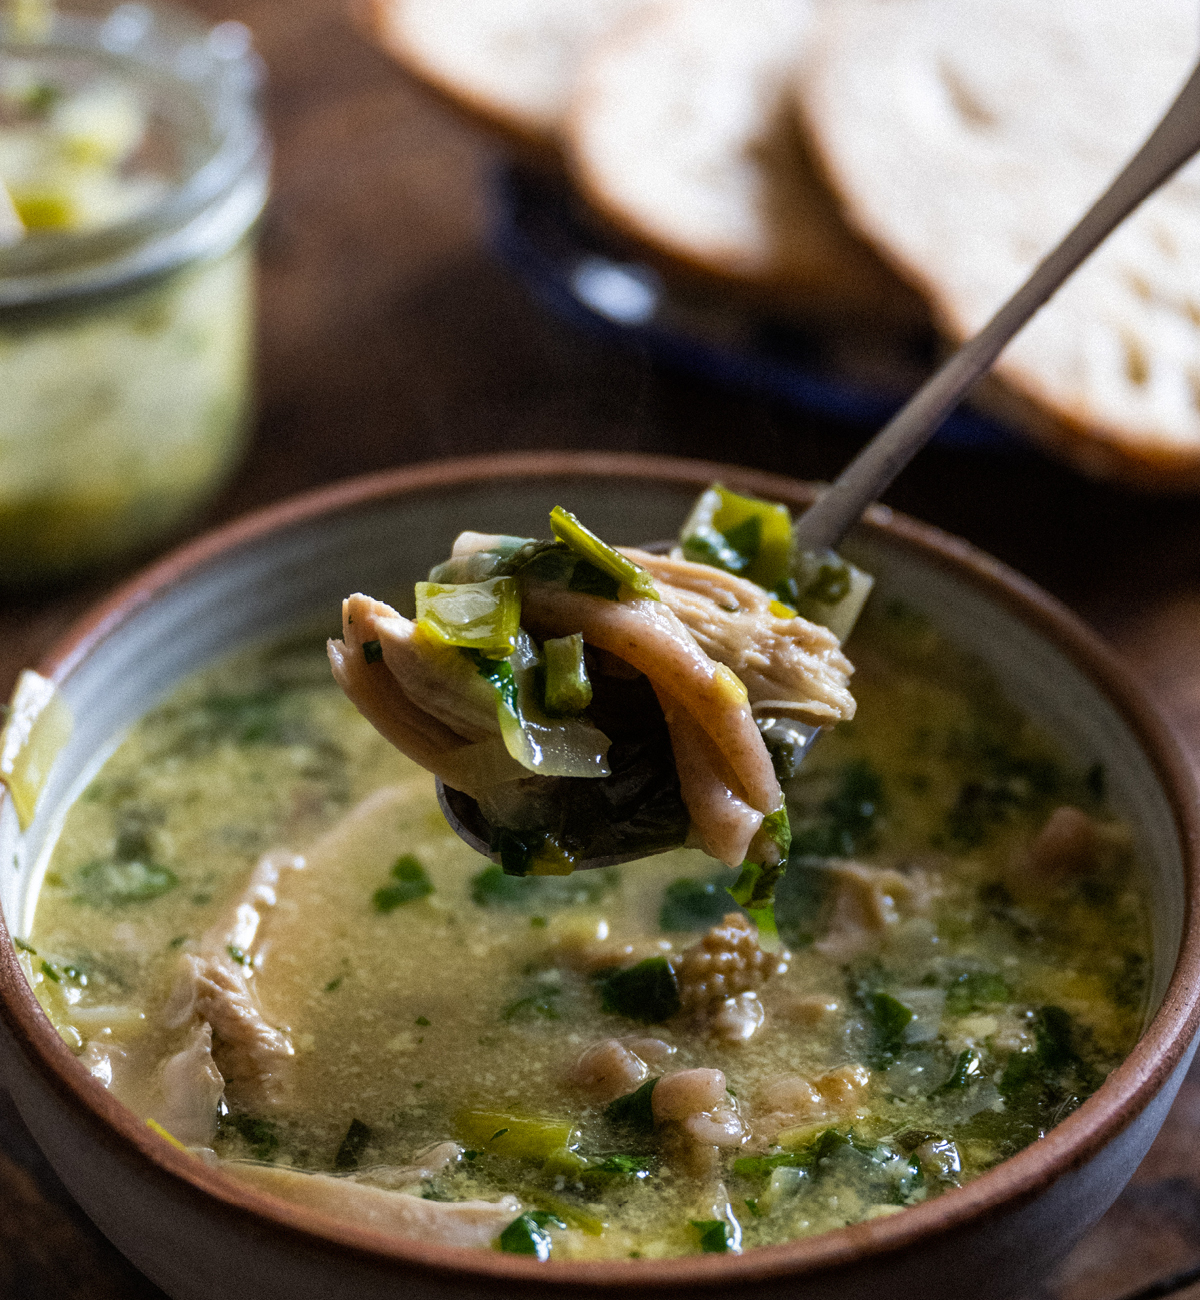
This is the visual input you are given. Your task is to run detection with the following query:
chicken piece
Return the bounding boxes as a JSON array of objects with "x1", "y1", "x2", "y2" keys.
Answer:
[
  {"x1": 624, "y1": 549, "x2": 856, "y2": 725},
  {"x1": 1023, "y1": 806, "x2": 1131, "y2": 879},
  {"x1": 154, "y1": 1023, "x2": 225, "y2": 1147},
  {"x1": 674, "y1": 913, "x2": 789, "y2": 1023},
  {"x1": 164, "y1": 851, "x2": 305, "y2": 1109},
  {"x1": 520, "y1": 577, "x2": 784, "y2": 864},
  {"x1": 222, "y1": 1162, "x2": 521, "y2": 1247},
  {"x1": 655, "y1": 696, "x2": 764, "y2": 865},
  {"x1": 814, "y1": 861, "x2": 934, "y2": 962},
  {"x1": 329, "y1": 595, "x2": 532, "y2": 797},
  {"x1": 345, "y1": 1142, "x2": 463, "y2": 1190}
]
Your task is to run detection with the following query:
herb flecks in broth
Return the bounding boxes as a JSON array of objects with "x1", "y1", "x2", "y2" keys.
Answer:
[{"x1": 25, "y1": 609, "x2": 1150, "y2": 1260}]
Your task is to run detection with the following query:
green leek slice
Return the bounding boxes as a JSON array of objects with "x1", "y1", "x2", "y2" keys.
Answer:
[
  {"x1": 0, "y1": 670, "x2": 72, "y2": 830},
  {"x1": 549, "y1": 506, "x2": 659, "y2": 600},
  {"x1": 680, "y1": 485, "x2": 792, "y2": 592},
  {"x1": 415, "y1": 577, "x2": 520, "y2": 658}
]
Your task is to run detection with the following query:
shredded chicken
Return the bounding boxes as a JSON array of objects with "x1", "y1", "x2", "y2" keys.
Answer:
[
  {"x1": 623, "y1": 550, "x2": 856, "y2": 724},
  {"x1": 330, "y1": 540, "x2": 858, "y2": 869},
  {"x1": 814, "y1": 861, "x2": 934, "y2": 962},
  {"x1": 222, "y1": 1162, "x2": 521, "y2": 1247},
  {"x1": 154, "y1": 1023, "x2": 226, "y2": 1147},
  {"x1": 520, "y1": 577, "x2": 783, "y2": 864},
  {"x1": 164, "y1": 850, "x2": 304, "y2": 1110}
]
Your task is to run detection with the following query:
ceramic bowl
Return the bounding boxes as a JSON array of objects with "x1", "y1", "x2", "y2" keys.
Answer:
[{"x1": 1, "y1": 452, "x2": 1197, "y2": 1300}]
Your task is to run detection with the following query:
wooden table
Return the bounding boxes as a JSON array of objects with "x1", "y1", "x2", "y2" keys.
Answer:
[{"x1": 4, "y1": 1, "x2": 1200, "y2": 1295}]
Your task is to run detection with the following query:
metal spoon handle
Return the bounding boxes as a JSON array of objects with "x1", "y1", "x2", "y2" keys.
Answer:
[{"x1": 792, "y1": 57, "x2": 1200, "y2": 553}]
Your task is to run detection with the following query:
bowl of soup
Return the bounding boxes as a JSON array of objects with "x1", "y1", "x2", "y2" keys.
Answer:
[{"x1": 1, "y1": 452, "x2": 1197, "y2": 1300}]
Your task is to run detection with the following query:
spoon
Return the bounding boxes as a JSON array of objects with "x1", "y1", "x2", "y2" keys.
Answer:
[{"x1": 441, "y1": 55, "x2": 1200, "y2": 869}]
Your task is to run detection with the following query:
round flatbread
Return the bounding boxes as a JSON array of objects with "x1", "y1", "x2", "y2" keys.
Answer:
[
  {"x1": 800, "y1": 0, "x2": 1200, "y2": 487},
  {"x1": 567, "y1": 0, "x2": 926, "y2": 319},
  {"x1": 367, "y1": 0, "x2": 659, "y2": 152}
]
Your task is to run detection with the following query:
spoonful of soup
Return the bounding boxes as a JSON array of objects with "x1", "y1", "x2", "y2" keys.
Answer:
[
  {"x1": 328, "y1": 494, "x2": 868, "y2": 910},
  {"x1": 331, "y1": 54, "x2": 1200, "y2": 903}
]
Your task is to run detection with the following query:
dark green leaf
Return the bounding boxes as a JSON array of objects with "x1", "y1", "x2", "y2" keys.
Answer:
[
  {"x1": 945, "y1": 970, "x2": 1010, "y2": 1015},
  {"x1": 73, "y1": 859, "x2": 179, "y2": 907},
  {"x1": 362, "y1": 640, "x2": 383, "y2": 664},
  {"x1": 568, "y1": 561, "x2": 621, "y2": 601},
  {"x1": 223, "y1": 1113, "x2": 279, "y2": 1162},
  {"x1": 498, "y1": 1211, "x2": 559, "y2": 1259},
  {"x1": 936, "y1": 1048, "x2": 983, "y2": 1093},
  {"x1": 470, "y1": 864, "x2": 616, "y2": 911},
  {"x1": 372, "y1": 855, "x2": 433, "y2": 912},
  {"x1": 605, "y1": 1077, "x2": 658, "y2": 1131},
  {"x1": 659, "y1": 877, "x2": 737, "y2": 932},
  {"x1": 334, "y1": 1118, "x2": 372, "y2": 1170},
  {"x1": 690, "y1": 1220, "x2": 732, "y2": 1253},
  {"x1": 599, "y1": 958, "x2": 680, "y2": 1022}
]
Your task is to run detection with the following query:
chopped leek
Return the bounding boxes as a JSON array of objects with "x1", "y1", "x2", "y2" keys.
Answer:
[
  {"x1": 541, "y1": 634, "x2": 592, "y2": 716},
  {"x1": 549, "y1": 506, "x2": 659, "y2": 600},
  {"x1": 0, "y1": 670, "x2": 73, "y2": 830},
  {"x1": 789, "y1": 549, "x2": 875, "y2": 643},
  {"x1": 680, "y1": 485, "x2": 792, "y2": 592},
  {"x1": 479, "y1": 633, "x2": 612, "y2": 779},
  {"x1": 334, "y1": 1118, "x2": 372, "y2": 1170},
  {"x1": 604, "y1": 1076, "x2": 658, "y2": 1130},
  {"x1": 455, "y1": 1110, "x2": 581, "y2": 1164},
  {"x1": 497, "y1": 1211, "x2": 562, "y2": 1258},
  {"x1": 416, "y1": 577, "x2": 521, "y2": 658}
]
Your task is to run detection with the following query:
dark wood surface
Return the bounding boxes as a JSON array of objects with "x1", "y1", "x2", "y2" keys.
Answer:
[{"x1": 4, "y1": 1, "x2": 1200, "y2": 1295}]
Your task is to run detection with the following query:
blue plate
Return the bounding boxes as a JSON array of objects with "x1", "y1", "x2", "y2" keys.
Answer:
[{"x1": 488, "y1": 164, "x2": 1022, "y2": 453}]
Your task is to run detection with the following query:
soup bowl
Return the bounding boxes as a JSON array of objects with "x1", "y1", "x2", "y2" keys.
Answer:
[{"x1": 1, "y1": 451, "x2": 1197, "y2": 1300}]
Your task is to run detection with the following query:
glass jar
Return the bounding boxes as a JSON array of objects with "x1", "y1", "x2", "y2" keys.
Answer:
[{"x1": 0, "y1": 1, "x2": 268, "y2": 584}]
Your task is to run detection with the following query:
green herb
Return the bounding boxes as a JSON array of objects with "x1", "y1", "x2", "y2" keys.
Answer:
[
  {"x1": 587, "y1": 1153, "x2": 653, "y2": 1178},
  {"x1": 549, "y1": 506, "x2": 659, "y2": 600},
  {"x1": 744, "y1": 1197, "x2": 762, "y2": 1217},
  {"x1": 73, "y1": 859, "x2": 179, "y2": 907},
  {"x1": 466, "y1": 652, "x2": 519, "y2": 712},
  {"x1": 659, "y1": 876, "x2": 739, "y2": 932},
  {"x1": 490, "y1": 1128, "x2": 510, "y2": 1141},
  {"x1": 540, "y1": 633, "x2": 593, "y2": 716},
  {"x1": 224, "y1": 1114, "x2": 279, "y2": 1162},
  {"x1": 362, "y1": 640, "x2": 383, "y2": 664},
  {"x1": 605, "y1": 1077, "x2": 659, "y2": 1131},
  {"x1": 945, "y1": 970, "x2": 1010, "y2": 1015},
  {"x1": 501, "y1": 993, "x2": 560, "y2": 1022},
  {"x1": 732, "y1": 1149, "x2": 810, "y2": 1179},
  {"x1": 470, "y1": 864, "x2": 616, "y2": 911},
  {"x1": 324, "y1": 977, "x2": 343, "y2": 993},
  {"x1": 168, "y1": 935, "x2": 188, "y2": 950},
  {"x1": 690, "y1": 1220, "x2": 733, "y2": 1253},
  {"x1": 372, "y1": 855, "x2": 434, "y2": 912},
  {"x1": 790, "y1": 759, "x2": 884, "y2": 858},
  {"x1": 567, "y1": 560, "x2": 622, "y2": 600},
  {"x1": 227, "y1": 945, "x2": 251, "y2": 966},
  {"x1": 530, "y1": 916, "x2": 547, "y2": 929},
  {"x1": 936, "y1": 1048, "x2": 983, "y2": 1093},
  {"x1": 13, "y1": 937, "x2": 35, "y2": 954},
  {"x1": 415, "y1": 1015, "x2": 430, "y2": 1026},
  {"x1": 497, "y1": 1211, "x2": 563, "y2": 1259},
  {"x1": 334, "y1": 1118, "x2": 372, "y2": 1170},
  {"x1": 599, "y1": 957, "x2": 680, "y2": 1022},
  {"x1": 39, "y1": 960, "x2": 60, "y2": 983},
  {"x1": 863, "y1": 990, "x2": 914, "y2": 1063}
]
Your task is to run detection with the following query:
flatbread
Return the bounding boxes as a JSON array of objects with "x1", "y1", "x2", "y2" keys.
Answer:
[
  {"x1": 800, "y1": 0, "x2": 1200, "y2": 487},
  {"x1": 567, "y1": 0, "x2": 927, "y2": 319},
  {"x1": 367, "y1": 0, "x2": 659, "y2": 152}
]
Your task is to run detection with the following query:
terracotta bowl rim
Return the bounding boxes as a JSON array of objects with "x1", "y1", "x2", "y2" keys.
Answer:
[{"x1": 2, "y1": 450, "x2": 1198, "y2": 1292}]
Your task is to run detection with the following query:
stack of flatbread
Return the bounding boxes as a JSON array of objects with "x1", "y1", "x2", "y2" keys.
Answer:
[{"x1": 368, "y1": 0, "x2": 1200, "y2": 488}]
